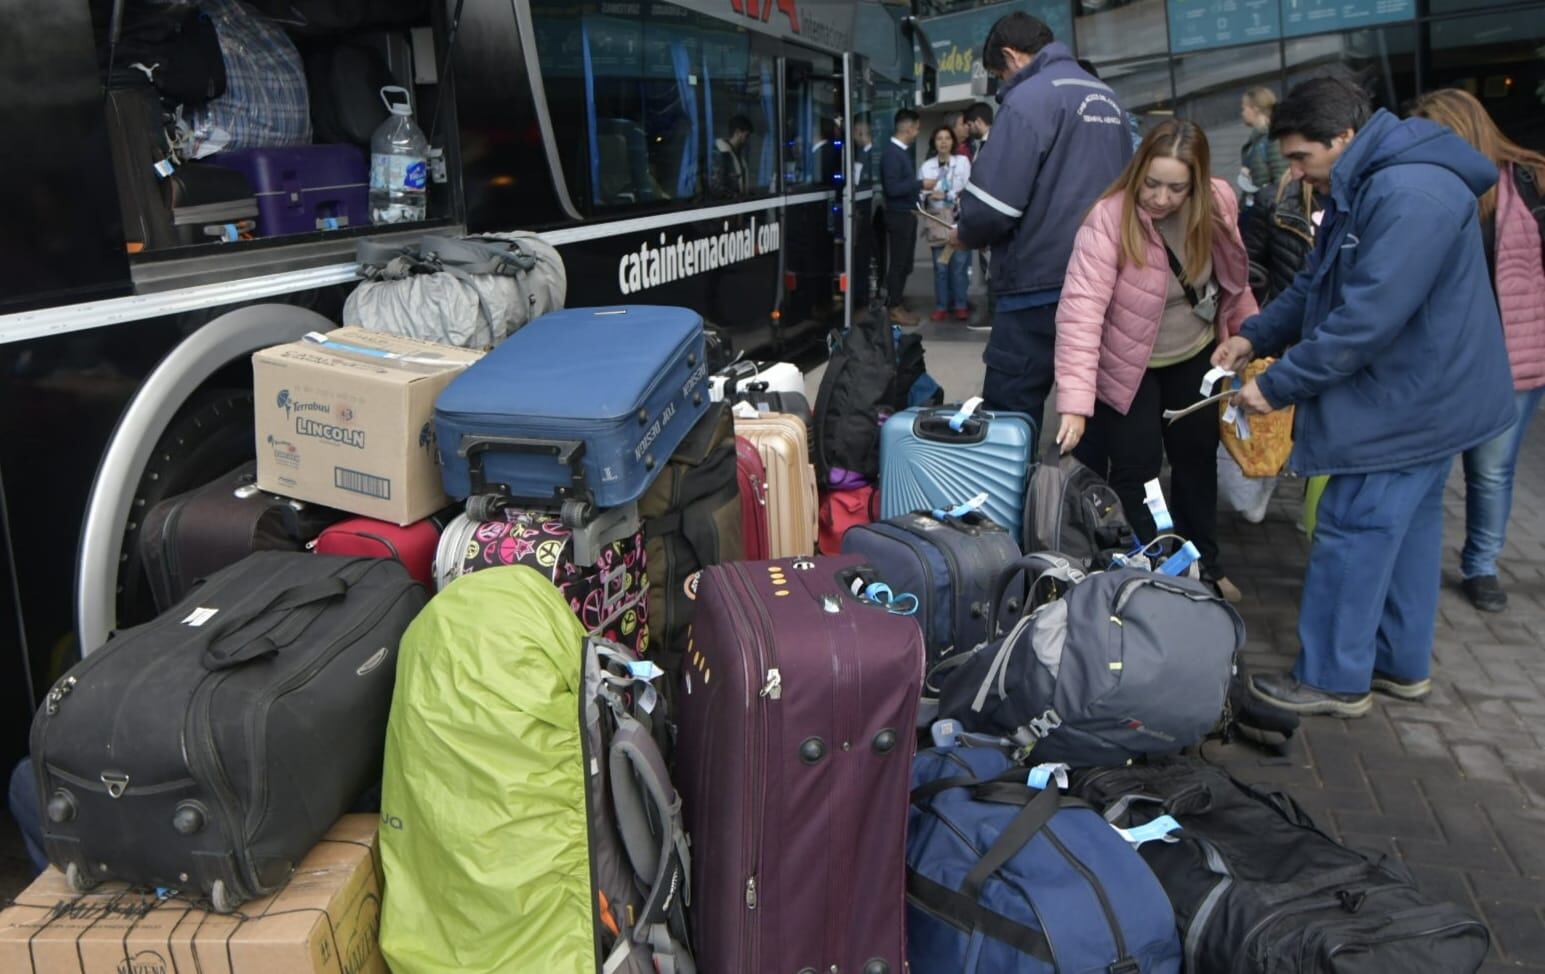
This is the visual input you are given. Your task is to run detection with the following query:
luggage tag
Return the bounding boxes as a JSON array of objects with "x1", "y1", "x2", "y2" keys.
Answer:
[
  {"x1": 1221, "y1": 376, "x2": 1252, "y2": 440},
  {"x1": 1027, "y1": 762, "x2": 1070, "y2": 790},
  {"x1": 1142, "y1": 479, "x2": 1174, "y2": 532},
  {"x1": 862, "y1": 581, "x2": 919, "y2": 616},
  {"x1": 948, "y1": 396, "x2": 984, "y2": 432},
  {"x1": 931, "y1": 719, "x2": 961, "y2": 749},
  {"x1": 931, "y1": 491, "x2": 989, "y2": 521},
  {"x1": 1200, "y1": 366, "x2": 1235, "y2": 397},
  {"x1": 1112, "y1": 815, "x2": 1181, "y2": 849},
  {"x1": 1157, "y1": 541, "x2": 1201, "y2": 577},
  {"x1": 152, "y1": 157, "x2": 176, "y2": 179}
]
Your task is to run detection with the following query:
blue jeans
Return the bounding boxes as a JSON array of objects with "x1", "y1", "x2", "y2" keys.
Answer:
[
  {"x1": 930, "y1": 246, "x2": 970, "y2": 311},
  {"x1": 9, "y1": 758, "x2": 47, "y2": 875},
  {"x1": 1294, "y1": 458, "x2": 1451, "y2": 694},
  {"x1": 1461, "y1": 386, "x2": 1545, "y2": 579}
]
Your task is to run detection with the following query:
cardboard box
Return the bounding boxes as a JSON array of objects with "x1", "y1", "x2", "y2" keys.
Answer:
[
  {"x1": 0, "y1": 816, "x2": 384, "y2": 974},
  {"x1": 253, "y1": 327, "x2": 481, "y2": 524}
]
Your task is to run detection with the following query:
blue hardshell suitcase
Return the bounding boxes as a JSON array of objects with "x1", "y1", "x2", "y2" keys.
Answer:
[
  {"x1": 879, "y1": 405, "x2": 1036, "y2": 539},
  {"x1": 434, "y1": 306, "x2": 710, "y2": 512}
]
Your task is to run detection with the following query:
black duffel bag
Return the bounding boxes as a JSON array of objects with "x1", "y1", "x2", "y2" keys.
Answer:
[
  {"x1": 1071, "y1": 759, "x2": 1490, "y2": 973},
  {"x1": 31, "y1": 551, "x2": 425, "y2": 912}
]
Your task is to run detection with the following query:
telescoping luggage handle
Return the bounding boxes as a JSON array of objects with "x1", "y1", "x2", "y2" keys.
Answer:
[
  {"x1": 197, "y1": 577, "x2": 349, "y2": 671},
  {"x1": 458, "y1": 433, "x2": 595, "y2": 523}
]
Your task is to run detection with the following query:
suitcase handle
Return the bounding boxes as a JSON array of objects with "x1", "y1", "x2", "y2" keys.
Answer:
[
  {"x1": 912, "y1": 410, "x2": 989, "y2": 445},
  {"x1": 199, "y1": 577, "x2": 350, "y2": 670},
  {"x1": 458, "y1": 433, "x2": 593, "y2": 510}
]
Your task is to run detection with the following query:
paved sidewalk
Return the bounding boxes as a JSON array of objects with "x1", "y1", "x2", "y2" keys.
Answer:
[{"x1": 1203, "y1": 427, "x2": 1545, "y2": 970}]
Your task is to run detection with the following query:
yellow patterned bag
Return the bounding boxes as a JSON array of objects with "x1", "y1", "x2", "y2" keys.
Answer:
[{"x1": 1222, "y1": 358, "x2": 1295, "y2": 477}]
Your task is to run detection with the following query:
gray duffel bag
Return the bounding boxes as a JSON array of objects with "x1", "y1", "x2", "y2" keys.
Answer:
[
  {"x1": 936, "y1": 552, "x2": 1244, "y2": 767},
  {"x1": 343, "y1": 231, "x2": 566, "y2": 348}
]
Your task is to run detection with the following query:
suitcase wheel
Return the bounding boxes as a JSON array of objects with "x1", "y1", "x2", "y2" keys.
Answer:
[
  {"x1": 66, "y1": 861, "x2": 100, "y2": 893},
  {"x1": 209, "y1": 878, "x2": 240, "y2": 914},
  {"x1": 560, "y1": 498, "x2": 594, "y2": 529}
]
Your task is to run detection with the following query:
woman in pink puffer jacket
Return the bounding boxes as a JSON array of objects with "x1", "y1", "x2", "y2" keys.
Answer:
[{"x1": 1055, "y1": 118, "x2": 1259, "y2": 601}]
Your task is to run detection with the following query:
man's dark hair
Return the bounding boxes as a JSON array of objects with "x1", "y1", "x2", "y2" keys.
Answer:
[
  {"x1": 982, "y1": 12, "x2": 1054, "y2": 74},
  {"x1": 894, "y1": 107, "x2": 920, "y2": 127},
  {"x1": 964, "y1": 102, "x2": 994, "y2": 127},
  {"x1": 1269, "y1": 75, "x2": 1372, "y2": 145},
  {"x1": 728, "y1": 114, "x2": 754, "y2": 136},
  {"x1": 1076, "y1": 58, "x2": 1101, "y2": 80}
]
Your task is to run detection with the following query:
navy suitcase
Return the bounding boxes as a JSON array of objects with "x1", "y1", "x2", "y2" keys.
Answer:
[
  {"x1": 434, "y1": 306, "x2": 710, "y2": 515},
  {"x1": 879, "y1": 404, "x2": 1036, "y2": 538},
  {"x1": 842, "y1": 509, "x2": 1020, "y2": 673}
]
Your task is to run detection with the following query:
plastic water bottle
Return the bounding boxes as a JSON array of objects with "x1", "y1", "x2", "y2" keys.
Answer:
[{"x1": 369, "y1": 86, "x2": 429, "y2": 224}]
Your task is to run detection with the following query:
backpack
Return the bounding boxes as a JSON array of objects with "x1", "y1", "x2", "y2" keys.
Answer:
[
  {"x1": 907, "y1": 744, "x2": 1182, "y2": 974},
  {"x1": 1071, "y1": 759, "x2": 1490, "y2": 974},
  {"x1": 937, "y1": 556, "x2": 1243, "y2": 767},
  {"x1": 639, "y1": 402, "x2": 743, "y2": 673},
  {"x1": 102, "y1": 3, "x2": 227, "y2": 107},
  {"x1": 813, "y1": 319, "x2": 941, "y2": 484},
  {"x1": 1024, "y1": 453, "x2": 1135, "y2": 565},
  {"x1": 379, "y1": 568, "x2": 694, "y2": 974},
  {"x1": 345, "y1": 232, "x2": 567, "y2": 348}
]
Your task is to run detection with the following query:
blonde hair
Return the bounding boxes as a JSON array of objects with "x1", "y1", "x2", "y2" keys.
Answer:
[
  {"x1": 1410, "y1": 88, "x2": 1545, "y2": 222},
  {"x1": 1102, "y1": 118, "x2": 1216, "y2": 282},
  {"x1": 1243, "y1": 86, "x2": 1278, "y2": 115}
]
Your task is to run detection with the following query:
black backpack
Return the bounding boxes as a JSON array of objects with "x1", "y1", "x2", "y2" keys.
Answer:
[
  {"x1": 100, "y1": 2, "x2": 227, "y2": 107},
  {"x1": 813, "y1": 319, "x2": 940, "y2": 483},
  {"x1": 1071, "y1": 759, "x2": 1491, "y2": 974},
  {"x1": 1023, "y1": 453, "x2": 1135, "y2": 566}
]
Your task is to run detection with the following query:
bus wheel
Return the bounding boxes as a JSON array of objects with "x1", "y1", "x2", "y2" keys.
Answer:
[{"x1": 115, "y1": 389, "x2": 256, "y2": 629}]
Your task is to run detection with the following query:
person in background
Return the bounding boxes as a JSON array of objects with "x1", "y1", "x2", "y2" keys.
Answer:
[
  {"x1": 1239, "y1": 87, "x2": 1288, "y2": 202},
  {"x1": 920, "y1": 125, "x2": 973, "y2": 322},
  {"x1": 1056, "y1": 119, "x2": 1256, "y2": 602},
  {"x1": 1242, "y1": 171, "x2": 1321, "y2": 306},
  {"x1": 963, "y1": 102, "x2": 993, "y2": 156},
  {"x1": 851, "y1": 116, "x2": 877, "y2": 310},
  {"x1": 951, "y1": 12, "x2": 1133, "y2": 434},
  {"x1": 1214, "y1": 76, "x2": 1515, "y2": 716},
  {"x1": 9, "y1": 758, "x2": 47, "y2": 876},
  {"x1": 947, "y1": 111, "x2": 974, "y2": 161},
  {"x1": 709, "y1": 114, "x2": 753, "y2": 200},
  {"x1": 881, "y1": 108, "x2": 924, "y2": 325},
  {"x1": 1411, "y1": 88, "x2": 1545, "y2": 614}
]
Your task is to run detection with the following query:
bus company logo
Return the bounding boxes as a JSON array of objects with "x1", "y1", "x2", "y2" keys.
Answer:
[
  {"x1": 618, "y1": 217, "x2": 781, "y2": 295},
  {"x1": 730, "y1": 0, "x2": 799, "y2": 32},
  {"x1": 117, "y1": 951, "x2": 169, "y2": 974},
  {"x1": 1077, "y1": 92, "x2": 1125, "y2": 126},
  {"x1": 296, "y1": 416, "x2": 366, "y2": 450},
  {"x1": 266, "y1": 434, "x2": 301, "y2": 469}
]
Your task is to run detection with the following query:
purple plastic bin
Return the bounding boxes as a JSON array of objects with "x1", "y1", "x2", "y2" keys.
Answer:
[{"x1": 213, "y1": 145, "x2": 369, "y2": 236}]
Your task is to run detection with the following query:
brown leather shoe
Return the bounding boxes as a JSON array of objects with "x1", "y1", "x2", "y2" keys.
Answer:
[{"x1": 889, "y1": 306, "x2": 920, "y2": 326}]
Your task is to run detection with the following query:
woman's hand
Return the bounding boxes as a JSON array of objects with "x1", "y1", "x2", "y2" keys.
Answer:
[
  {"x1": 1211, "y1": 336, "x2": 1254, "y2": 373},
  {"x1": 1056, "y1": 414, "x2": 1086, "y2": 455}
]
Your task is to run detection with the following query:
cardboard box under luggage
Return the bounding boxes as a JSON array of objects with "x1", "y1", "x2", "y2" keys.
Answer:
[
  {"x1": 253, "y1": 327, "x2": 481, "y2": 524},
  {"x1": 0, "y1": 816, "x2": 384, "y2": 974}
]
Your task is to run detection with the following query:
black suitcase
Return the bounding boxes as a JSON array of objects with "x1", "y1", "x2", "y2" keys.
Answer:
[
  {"x1": 1071, "y1": 759, "x2": 1491, "y2": 973},
  {"x1": 31, "y1": 551, "x2": 425, "y2": 912},
  {"x1": 137, "y1": 461, "x2": 345, "y2": 615}
]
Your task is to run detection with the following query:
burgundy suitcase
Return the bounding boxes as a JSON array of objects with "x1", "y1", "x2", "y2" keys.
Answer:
[
  {"x1": 311, "y1": 512, "x2": 451, "y2": 587},
  {"x1": 674, "y1": 554, "x2": 925, "y2": 974},
  {"x1": 736, "y1": 435, "x2": 772, "y2": 561}
]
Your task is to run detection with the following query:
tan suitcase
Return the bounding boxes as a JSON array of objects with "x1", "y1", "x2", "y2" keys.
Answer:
[{"x1": 733, "y1": 412, "x2": 818, "y2": 557}]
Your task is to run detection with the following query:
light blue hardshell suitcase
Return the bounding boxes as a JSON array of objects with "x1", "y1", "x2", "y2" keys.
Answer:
[
  {"x1": 434, "y1": 306, "x2": 710, "y2": 518},
  {"x1": 879, "y1": 402, "x2": 1036, "y2": 540}
]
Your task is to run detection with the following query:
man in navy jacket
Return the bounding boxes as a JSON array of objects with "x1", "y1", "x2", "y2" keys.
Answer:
[
  {"x1": 1216, "y1": 77, "x2": 1515, "y2": 716},
  {"x1": 880, "y1": 108, "x2": 923, "y2": 325},
  {"x1": 953, "y1": 13, "x2": 1132, "y2": 433}
]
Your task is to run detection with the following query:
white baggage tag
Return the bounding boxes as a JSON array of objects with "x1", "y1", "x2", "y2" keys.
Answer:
[
  {"x1": 948, "y1": 396, "x2": 984, "y2": 432},
  {"x1": 1200, "y1": 366, "x2": 1235, "y2": 396},
  {"x1": 1143, "y1": 479, "x2": 1174, "y2": 532},
  {"x1": 1027, "y1": 763, "x2": 1070, "y2": 790}
]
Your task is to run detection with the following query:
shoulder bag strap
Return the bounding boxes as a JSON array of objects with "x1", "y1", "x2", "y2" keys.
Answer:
[{"x1": 1161, "y1": 239, "x2": 1201, "y2": 309}]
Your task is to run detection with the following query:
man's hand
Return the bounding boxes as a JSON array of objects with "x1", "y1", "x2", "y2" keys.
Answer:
[
  {"x1": 1211, "y1": 336, "x2": 1254, "y2": 373},
  {"x1": 1056, "y1": 414, "x2": 1086, "y2": 454},
  {"x1": 1236, "y1": 377, "x2": 1273, "y2": 415}
]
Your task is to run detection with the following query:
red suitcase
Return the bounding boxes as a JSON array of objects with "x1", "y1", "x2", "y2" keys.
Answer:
[
  {"x1": 311, "y1": 514, "x2": 444, "y2": 587},
  {"x1": 674, "y1": 554, "x2": 925, "y2": 974},
  {"x1": 736, "y1": 435, "x2": 772, "y2": 560}
]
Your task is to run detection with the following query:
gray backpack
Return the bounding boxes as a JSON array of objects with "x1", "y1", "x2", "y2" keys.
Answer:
[
  {"x1": 937, "y1": 554, "x2": 1244, "y2": 767},
  {"x1": 343, "y1": 232, "x2": 567, "y2": 348}
]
